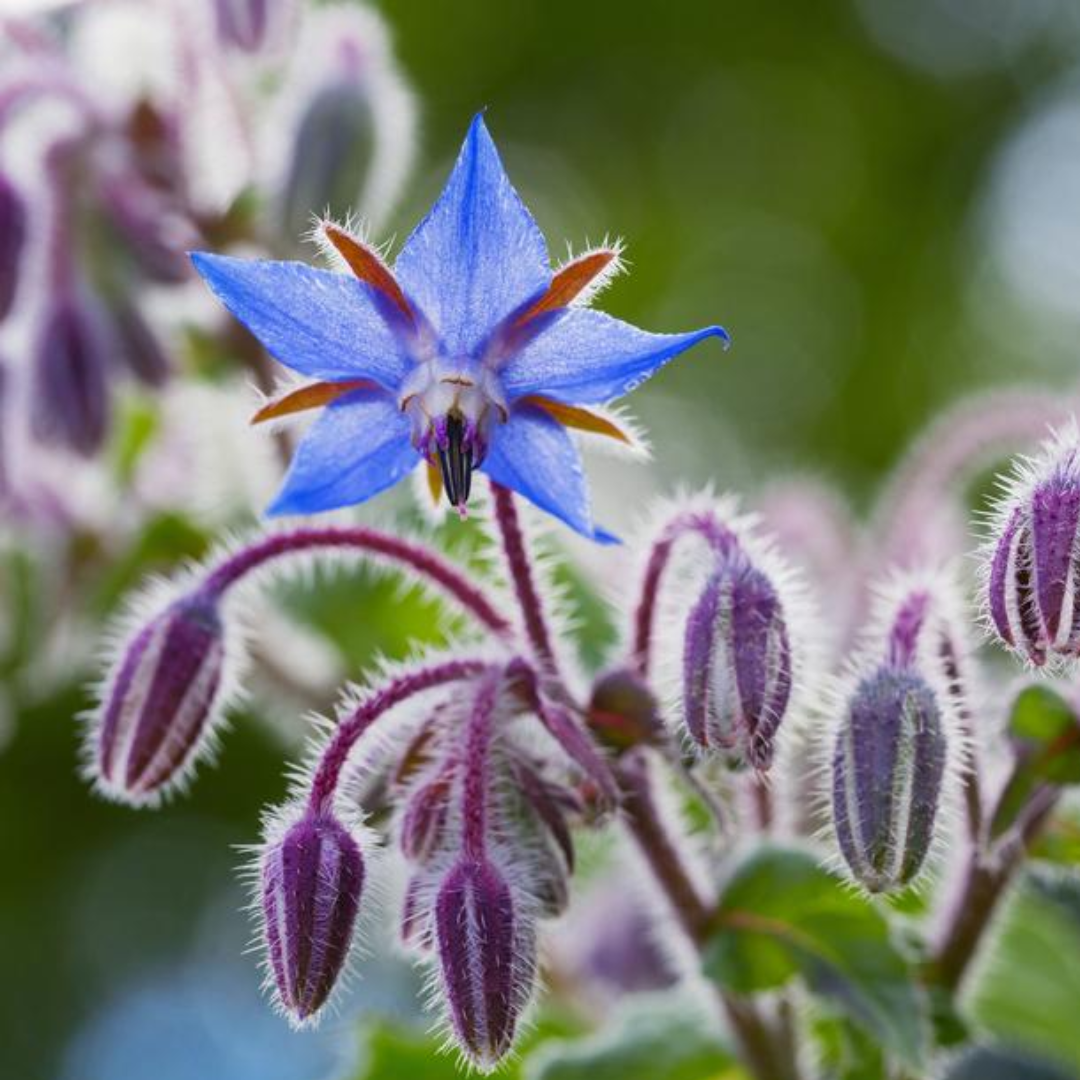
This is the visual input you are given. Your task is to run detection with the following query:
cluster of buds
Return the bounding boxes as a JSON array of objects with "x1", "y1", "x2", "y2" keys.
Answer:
[
  {"x1": 984, "y1": 428, "x2": 1080, "y2": 667},
  {"x1": 829, "y1": 575, "x2": 962, "y2": 893},
  {"x1": 0, "y1": 1, "x2": 413, "y2": 491}
]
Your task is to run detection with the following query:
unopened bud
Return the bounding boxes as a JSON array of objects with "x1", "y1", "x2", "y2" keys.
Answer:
[
  {"x1": 986, "y1": 432, "x2": 1080, "y2": 666},
  {"x1": 91, "y1": 592, "x2": 228, "y2": 805},
  {"x1": 588, "y1": 667, "x2": 663, "y2": 752},
  {"x1": 113, "y1": 303, "x2": 170, "y2": 387},
  {"x1": 214, "y1": 0, "x2": 272, "y2": 52},
  {"x1": 31, "y1": 297, "x2": 110, "y2": 456},
  {"x1": 831, "y1": 667, "x2": 947, "y2": 893},
  {"x1": 399, "y1": 763, "x2": 455, "y2": 864},
  {"x1": 435, "y1": 858, "x2": 535, "y2": 1071},
  {"x1": 682, "y1": 556, "x2": 793, "y2": 771},
  {"x1": 260, "y1": 807, "x2": 365, "y2": 1025},
  {"x1": 0, "y1": 173, "x2": 27, "y2": 321}
]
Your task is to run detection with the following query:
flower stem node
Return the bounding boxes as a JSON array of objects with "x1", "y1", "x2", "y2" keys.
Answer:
[
  {"x1": 260, "y1": 807, "x2": 365, "y2": 1027},
  {"x1": 91, "y1": 593, "x2": 227, "y2": 806}
]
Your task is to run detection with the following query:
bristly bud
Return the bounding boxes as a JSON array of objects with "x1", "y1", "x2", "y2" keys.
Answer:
[
  {"x1": 435, "y1": 857, "x2": 536, "y2": 1072},
  {"x1": 259, "y1": 806, "x2": 365, "y2": 1026},
  {"x1": 0, "y1": 172, "x2": 27, "y2": 321},
  {"x1": 828, "y1": 578, "x2": 961, "y2": 893},
  {"x1": 588, "y1": 667, "x2": 663, "y2": 753},
  {"x1": 399, "y1": 762, "x2": 455, "y2": 864},
  {"x1": 90, "y1": 592, "x2": 228, "y2": 805},
  {"x1": 831, "y1": 667, "x2": 947, "y2": 893},
  {"x1": 984, "y1": 429, "x2": 1080, "y2": 667},
  {"x1": 31, "y1": 297, "x2": 111, "y2": 456},
  {"x1": 682, "y1": 550, "x2": 793, "y2": 771}
]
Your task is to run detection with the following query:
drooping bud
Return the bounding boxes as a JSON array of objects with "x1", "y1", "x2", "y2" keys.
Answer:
[
  {"x1": 399, "y1": 762, "x2": 456, "y2": 864},
  {"x1": 682, "y1": 552, "x2": 793, "y2": 771},
  {"x1": 259, "y1": 806, "x2": 365, "y2": 1025},
  {"x1": 282, "y1": 82, "x2": 374, "y2": 241},
  {"x1": 113, "y1": 302, "x2": 170, "y2": 387},
  {"x1": 435, "y1": 857, "x2": 535, "y2": 1071},
  {"x1": 214, "y1": 0, "x2": 274, "y2": 52},
  {"x1": 0, "y1": 173, "x2": 27, "y2": 321},
  {"x1": 31, "y1": 298, "x2": 110, "y2": 456},
  {"x1": 90, "y1": 592, "x2": 228, "y2": 805},
  {"x1": 985, "y1": 432, "x2": 1080, "y2": 667},
  {"x1": 831, "y1": 667, "x2": 947, "y2": 893}
]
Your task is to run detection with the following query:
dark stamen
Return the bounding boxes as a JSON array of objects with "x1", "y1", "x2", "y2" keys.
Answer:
[{"x1": 438, "y1": 413, "x2": 473, "y2": 510}]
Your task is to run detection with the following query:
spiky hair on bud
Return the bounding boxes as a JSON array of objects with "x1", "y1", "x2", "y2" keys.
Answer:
[
  {"x1": 242, "y1": 798, "x2": 380, "y2": 1029},
  {"x1": 979, "y1": 421, "x2": 1080, "y2": 670},
  {"x1": 816, "y1": 567, "x2": 970, "y2": 895},
  {"x1": 81, "y1": 571, "x2": 246, "y2": 808},
  {"x1": 637, "y1": 489, "x2": 819, "y2": 772}
]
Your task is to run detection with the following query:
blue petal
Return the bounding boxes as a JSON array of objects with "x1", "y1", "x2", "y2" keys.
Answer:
[
  {"x1": 393, "y1": 114, "x2": 550, "y2": 357},
  {"x1": 481, "y1": 404, "x2": 617, "y2": 543},
  {"x1": 191, "y1": 253, "x2": 412, "y2": 389},
  {"x1": 266, "y1": 389, "x2": 416, "y2": 515},
  {"x1": 501, "y1": 308, "x2": 729, "y2": 405}
]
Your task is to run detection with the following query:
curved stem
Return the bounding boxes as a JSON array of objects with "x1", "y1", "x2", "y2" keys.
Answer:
[
  {"x1": 307, "y1": 658, "x2": 490, "y2": 815},
  {"x1": 198, "y1": 526, "x2": 512, "y2": 639},
  {"x1": 460, "y1": 670, "x2": 502, "y2": 860},
  {"x1": 615, "y1": 748, "x2": 802, "y2": 1080},
  {"x1": 631, "y1": 510, "x2": 736, "y2": 678},
  {"x1": 489, "y1": 483, "x2": 559, "y2": 672}
]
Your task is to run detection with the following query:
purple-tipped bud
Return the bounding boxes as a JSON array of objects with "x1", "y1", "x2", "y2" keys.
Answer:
[
  {"x1": 435, "y1": 858, "x2": 535, "y2": 1070},
  {"x1": 260, "y1": 808, "x2": 365, "y2": 1025},
  {"x1": 214, "y1": 0, "x2": 272, "y2": 52},
  {"x1": 987, "y1": 444, "x2": 1080, "y2": 666},
  {"x1": 92, "y1": 593, "x2": 227, "y2": 805},
  {"x1": 683, "y1": 557, "x2": 793, "y2": 771},
  {"x1": 0, "y1": 173, "x2": 27, "y2": 321},
  {"x1": 399, "y1": 764, "x2": 455, "y2": 864},
  {"x1": 831, "y1": 667, "x2": 947, "y2": 893},
  {"x1": 31, "y1": 298, "x2": 110, "y2": 456}
]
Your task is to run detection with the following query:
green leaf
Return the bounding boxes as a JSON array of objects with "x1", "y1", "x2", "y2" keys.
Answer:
[
  {"x1": 967, "y1": 869, "x2": 1080, "y2": 1075},
  {"x1": 701, "y1": 845, "x2": 926, "y2": 1067},
  {"x1": 941, "y1": 1045, "x2": 1078, "y2": 1080},
  {"x1": 991, "y1": 686, "x2": 1080, "y2": 840},
  {"x1": 526, "y1": 994, "x2": 742, "y2": 1080}
]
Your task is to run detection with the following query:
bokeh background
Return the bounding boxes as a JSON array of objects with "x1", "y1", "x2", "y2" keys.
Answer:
[{"x1": 4, "y1": 1, "x2": 1080, "y2": 1078}]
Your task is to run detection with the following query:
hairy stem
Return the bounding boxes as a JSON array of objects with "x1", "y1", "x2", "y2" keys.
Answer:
[
  {"x1": 307, "y1": 659, "x2": 490, "y2": 815},
  {"x1": 615, "y1": 748, "x2": 802, "y2": 1080},
  {"x1": 631, "y1": 510, "x2": 736, "y2": 677},
  {"x1": 198, "y1": 525, "x2": 512, "y2": 638},
  {"x1": 490, "y1": 483, "x2": 559, "y2": 672},
  {"x1": 460, "y1": 671, "x2": 501, "y2": 860}
]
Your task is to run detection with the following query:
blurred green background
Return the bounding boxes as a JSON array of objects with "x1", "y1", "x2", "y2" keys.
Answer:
[{"x1": 5, "y1": 0, "x2": 1080, "y2": 1078}]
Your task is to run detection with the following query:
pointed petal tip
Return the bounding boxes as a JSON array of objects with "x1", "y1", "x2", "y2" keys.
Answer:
[{"x1": 593, "y1": 527, "x2": 621, "y2": 545}]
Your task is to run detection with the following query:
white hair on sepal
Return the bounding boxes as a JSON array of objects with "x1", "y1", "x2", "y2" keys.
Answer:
[
  {"x1": 236, "y1": 794, "x2": 386, "y2": 1031},
  {"x1": 808, "y1": 565, "x2": 971, "y2": 898},
  {"x1": 572, "y1": 402, "x2": 652, "y2": 463},
  {"x1": 554, "y1": 234, "x2": 627, "y2": 309},
  {"x1": 78, "y1": 564, "x2": 250, "y2": 808},
  {"x1": 306, "y1": 210, "x2": 398, "y2": 268}
]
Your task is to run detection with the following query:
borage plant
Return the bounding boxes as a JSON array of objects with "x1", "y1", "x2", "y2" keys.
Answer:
[{"x1": 83, "y1": 117, "x2": 1080, "y2": 1080}]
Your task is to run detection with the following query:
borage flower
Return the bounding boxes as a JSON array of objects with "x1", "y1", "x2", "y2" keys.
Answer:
[{"x1": 192, "y1": 115, "x2": 728, "y2": 540}]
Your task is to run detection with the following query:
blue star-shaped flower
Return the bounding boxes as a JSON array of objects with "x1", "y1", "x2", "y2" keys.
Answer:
[{"x1": 192, "y1": 115, "x2": 728, "y2": 541}]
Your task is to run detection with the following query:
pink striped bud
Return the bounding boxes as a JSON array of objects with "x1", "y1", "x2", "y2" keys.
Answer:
[
  {"x1": 682, "y1": 554, "x2": 793, "y2": 770},
  {"x1": 435, "y1": 858, "x2": 536, "y2": 1071},
  {"x1": 89, "y1": 593, "x2": 228, "y2": 805},
  {"x1": 259, "y1": 806, "x2": 365, "y2": 1025}
]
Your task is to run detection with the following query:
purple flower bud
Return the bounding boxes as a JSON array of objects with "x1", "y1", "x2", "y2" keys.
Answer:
[
  {"x1": 31, "y1": 297, "x2": 110, "y2": 456},
  {"x1": 986, "y1": 443, "x2": 1080, "y2": 665},
  {"x1": 282, "y1": 83, "x2": 373, "y2": 240},
  {"x1": 400, "y1": 875, "x2": 432, "y2": 951},
  {"x1": 682, "y1": 556, "x2": 793, "y2": 771},
  {"x1": 260, "y1": 807, "x2": 365, "y2": 1025},
  {"x1": 399, "y1": 763, "x2": 455, "y2": 864},
  {"x1": 831, "y1": 667, "x2": 947, "y2": 893},
  {"x1": 214, "y1": 0, "x2": 283, "y2": 52},
  {"x1": 91, "y1": 593, "x2": 227, "y2": 805},
  {"x1": 0, "y1": 172, "x2": 27, "y2": 321},
  {"x1": 435, "y1": 858, "x2": 535, "y2": 1070},
  {"x1": 113, "y1": 302, "x2": 170, "y2": 387}
]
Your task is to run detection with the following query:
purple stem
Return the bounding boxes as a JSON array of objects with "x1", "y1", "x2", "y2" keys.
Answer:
[
  {"x1": 460, "y1": 671, "x2": 502, "y2": 860},
  {"x1": 490, "y1": 483, "x2": 559, "y2": 672},
  {"x1": 631, "y1": 510, "x2": 737, "y2": 677},
  {"x1": 306, "y1": 659, "x2": 490, "y2": 815},
  {"x1": 198, "y1": 526, "x2": 512, "y2": 639}
]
